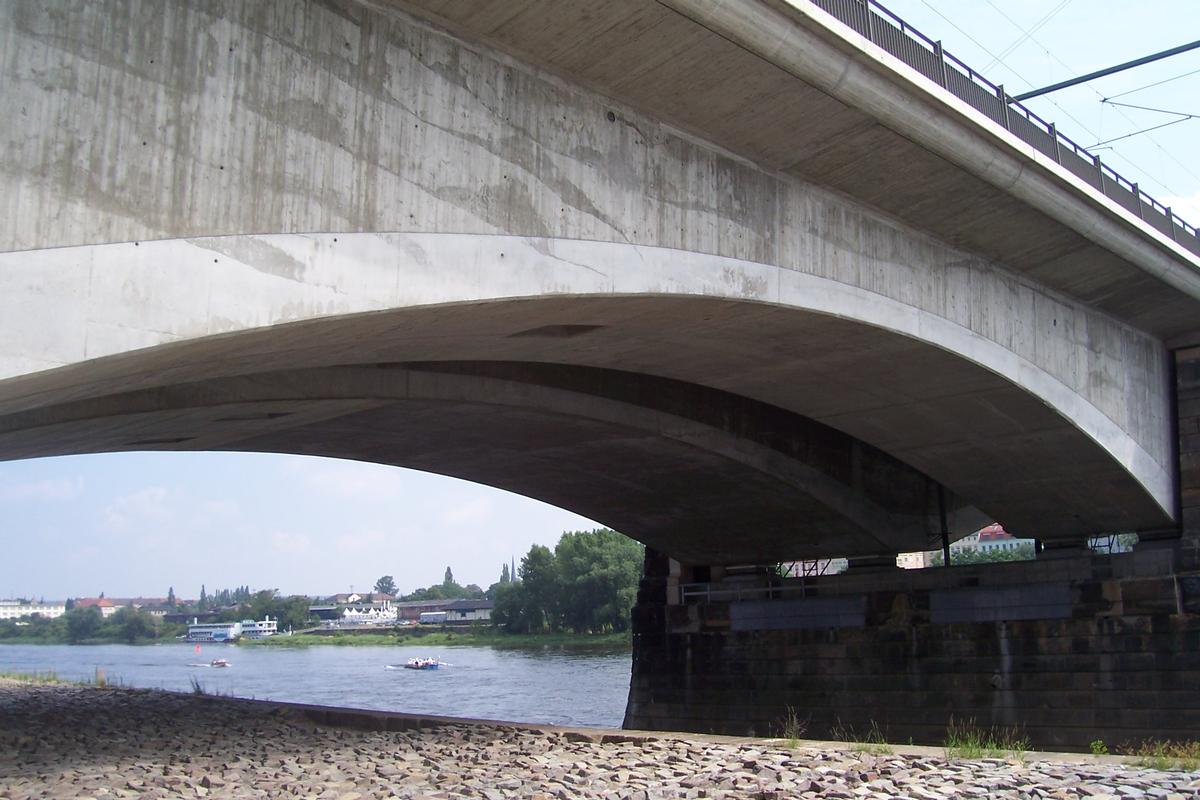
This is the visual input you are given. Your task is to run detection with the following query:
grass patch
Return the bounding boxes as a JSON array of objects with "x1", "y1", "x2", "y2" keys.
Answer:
[
  {"x1": 0, "y1": 668, "x2": 121, "y2": 688},
  {"x1": 0, "y1": 669, "x2": 64, "y2": 684},
  {"x1": 776, "y1": 706, "x2": 808, "y2": 748},
  {"x1": 1127, "y1": 740, "x2": 1200, "y2": 771},
  {"x1": 830, "y1": 718, "x2": 894, "y2": 755},
  {"x1": 943, "y1": 718, "x2": 1029, "y2": 760}
]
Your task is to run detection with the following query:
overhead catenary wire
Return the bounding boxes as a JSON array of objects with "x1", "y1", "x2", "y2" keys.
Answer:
[
  {"x1": 1104, "y1": 66, "x2": 1200, "y2": 101},
  {"x1": 918, "y1": 0, "x2": 1098, "y2": 134},
  {"x1": 1103, "y1": 100, "x2": 1198, "y2": 118},
  {"x1": 1088, "y1": 117, "x2": 1194, "y2": 149},
  {"x1": 1013, "y1": 39, "x2": 1200, "y2": 101},
  {"x1": 923, "y1": 1, "x2": 1198, "y2": 192},
  {"x1": 980, "y1": 0, "x2": 1073, "y2": 72},
  {"x1": 1087, "y1": 100, "x2": 1199, "y2": 149}
]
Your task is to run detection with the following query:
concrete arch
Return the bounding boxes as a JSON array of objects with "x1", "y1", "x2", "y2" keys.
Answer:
[
  {"x1": 0, "y1": 233, "x2": 1176, "y2": 553},
  {"x1": 0, "y1": 362, "x2": 992, "y2": 563}
]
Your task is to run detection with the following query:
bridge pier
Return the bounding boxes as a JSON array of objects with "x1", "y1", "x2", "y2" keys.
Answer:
[
  {"x1": 624, "y1": 549, "x2": 1200, "y2": 749},
  {"x1": 1178, "y1": 347, "x2": 1200, "y2": 570},
  {"x1": 624, "y1": 352, "x2": 1200, "y2": 749}
]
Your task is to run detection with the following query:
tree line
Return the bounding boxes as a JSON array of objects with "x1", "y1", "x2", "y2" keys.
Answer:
[
  {"x1": 379, "y1": 567, "x2": 488, "y2": 602},
  {"x1": 491, "y1": 529, "x2": 644, "y2": 633},
  {"x1": 0, "y1": 605, "x2": 159, "y2": 645}
]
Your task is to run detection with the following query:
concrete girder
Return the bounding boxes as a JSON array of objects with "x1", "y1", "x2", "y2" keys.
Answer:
[
  {"x1": 0, "y1": 233, "x2": 1176, "y2": 549},
  {"x1": 0, "y1": 363, "x2": 991, "y2": 563},
  {"x1": 386, "y1": 0, "x2": 1200, "y2": 340}
]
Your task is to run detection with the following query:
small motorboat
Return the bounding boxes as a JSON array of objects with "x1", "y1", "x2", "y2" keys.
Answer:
[
  {"x1": 209, "y1": 658, "x2": 230, "y2": 668},
  {"x1": 403, "y1": 657, "x2": 440, "y2": 670}
]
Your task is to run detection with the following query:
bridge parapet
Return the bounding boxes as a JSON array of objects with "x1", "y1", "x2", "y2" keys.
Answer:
[{"x1": 810, "y1": 0, "x2": 1199, "y2": 256}]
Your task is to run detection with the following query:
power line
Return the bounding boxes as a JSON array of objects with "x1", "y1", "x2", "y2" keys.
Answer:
[
  {"x1": 918, "y1": 0, "x2": 1003, "y2": 66},
  {"x1": 917, "y1": 1, "x2": 1110, "y2": 151},
  {"x1": 1087, "y1": 117, "x2": 1194, "y2": 149},
  {"x1": 927, "y1": 1, "x2": 1198, "y2": 191},
  {"x1": 1104, "y1": 66, "x2": 1200, "y2": 101},
  {"x1": 981, "y1": 0, "x2": 1073, "y2": 73},
  {"x1": 1103, "y1": 100, "x2": 1197, "y2": 118},
  {"x1": 1013, "y1": 39, "x2": 1200, "y2": 101}
]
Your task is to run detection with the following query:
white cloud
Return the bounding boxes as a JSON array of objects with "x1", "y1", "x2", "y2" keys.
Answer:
[
  {"x1": 334, "y1": 529, "x2": 387, "y2": 555},
  {"x1": 0, "y1": 476, "x2": 84, "y2": 502},
  {"x1": 440, "y1": 496, "x2": 494, "y2": 526},
  {"x1": 270, "y1": 530, "x2": 314, "y2": 556},
  {"x1": 103, "y1": 486, "x2": 174, "y2": 531},
  {"x1": 199, "y1": 499, "x2": 239, "y2": 517}
]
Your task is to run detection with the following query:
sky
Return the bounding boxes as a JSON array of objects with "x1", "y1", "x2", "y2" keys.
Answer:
[
  {"x1": 0, "y1": 452, "x2": 598, "y2": 601},
  {"x1": 2, "y1": 2, "x2": 1198, "y2": 602}
]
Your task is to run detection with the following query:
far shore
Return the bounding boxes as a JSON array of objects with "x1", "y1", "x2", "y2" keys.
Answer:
[{"x1": 0, "y1": 628, "x2": 632, "y2": 649}]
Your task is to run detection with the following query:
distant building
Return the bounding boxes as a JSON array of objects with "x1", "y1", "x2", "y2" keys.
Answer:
[
  {"x1": 74, "y1": 598, "x2": 120, "y2": 617},
  {"x1": 442, "y1": 598, "x2": 494, "y2": 624},
  {"x1": 330, "y1": 592, "x2": 395, "y2": 605},
  {"x1": 958, "y1": 523, "x2": 1035, "y2": 556},
  {"x1": 896, "y1": 523, "x2": 1035, "y2": 568},
  {"x1": 341, "y1": 600, "x2": 397, "y2": 626},
  {"x1": 392, "y1": 600, "x2": 452, "y2": 622},
  {"x1": 0, "y1": 599, "x2": 67, "y2": 620},
  {"x1": 163, "y1": 608, "x2": 232, "y2": 625},
  {"x1": 896, "y1": 551, "x2": 934, "y2": 570},
  {"x1": 307, "y1": 604, "x2": 340, "y2": 621}
]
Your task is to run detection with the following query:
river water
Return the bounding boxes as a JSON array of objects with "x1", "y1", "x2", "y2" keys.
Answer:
[{"x1": 0, "y1": 642, "x2": 632, "y2": 728}]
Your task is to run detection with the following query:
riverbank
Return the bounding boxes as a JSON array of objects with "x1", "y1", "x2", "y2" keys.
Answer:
[
  {"x1": 246, "y1": 629, "x2": 631, "y2": 649},
  {"x1": 0, "y1": 629, "x2": 631, "y2": 648},
  {"x1": 2, "y1": 679, "x2": 1197, "y2": 799}
]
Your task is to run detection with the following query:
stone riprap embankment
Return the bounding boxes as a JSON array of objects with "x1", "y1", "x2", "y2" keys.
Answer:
[{"x1": 0, "y1": 681, "x2": 1197, "y2": 800}]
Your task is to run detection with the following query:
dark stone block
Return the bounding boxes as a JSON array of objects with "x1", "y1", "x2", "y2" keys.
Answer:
[
  {"x1": 1121, "y1": 578, "x2": 1179, "y2": 614},
  {"x1": 1181, "y1": 577, "x2": 1200, "y2": 614}
]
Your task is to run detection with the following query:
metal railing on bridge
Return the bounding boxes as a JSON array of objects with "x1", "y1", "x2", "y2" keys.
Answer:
[{"x1": 810, "y1": 0, "x2": 1200, "y2": 257}]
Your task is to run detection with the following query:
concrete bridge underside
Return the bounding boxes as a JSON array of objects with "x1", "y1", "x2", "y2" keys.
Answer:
[
  {"x1": 3, "y1": 0, "x2": 1195, "y2": 562},
  {"x1": 4, "y1": 0, "x2": 1200, "y2": 747},
  {"x1": 0, "y1": 233, "x2": 1179, "y2": 561}
]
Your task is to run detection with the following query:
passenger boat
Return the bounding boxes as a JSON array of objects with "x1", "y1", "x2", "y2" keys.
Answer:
[{"x1": 403, "y1": 657, "x2": 439, "y2": 670}]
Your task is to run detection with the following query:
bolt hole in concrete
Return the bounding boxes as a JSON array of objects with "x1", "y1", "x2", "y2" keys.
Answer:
[{"x1": 606, "y1": 110, "x2": 616, "y2": 122}]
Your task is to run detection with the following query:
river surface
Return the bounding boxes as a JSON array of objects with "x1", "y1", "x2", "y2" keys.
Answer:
[{"x1": 0, "y1": 642, "x2": 632, "y2": 728}]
